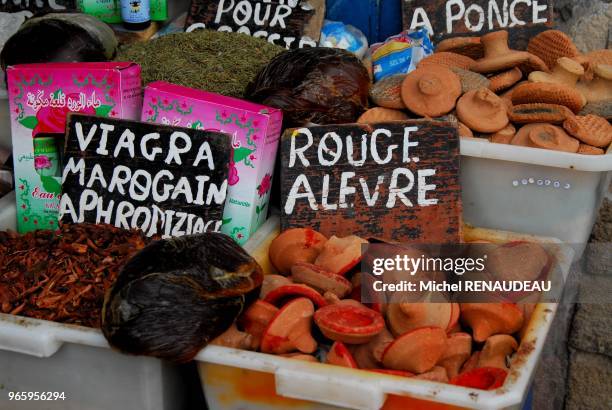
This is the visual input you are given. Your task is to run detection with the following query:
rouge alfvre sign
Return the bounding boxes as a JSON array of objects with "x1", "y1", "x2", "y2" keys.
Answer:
[{"x1": 280, "y1": 120, "x2": 461, "y2": 243}]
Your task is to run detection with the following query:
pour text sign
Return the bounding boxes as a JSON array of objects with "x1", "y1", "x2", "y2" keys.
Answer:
[
  {"x1": 185, "y1": 0, "x2": 325, "y2": 49},
  {"x1": 280, "y1": 121, "x2": 461, "y2": 243},
  {"x1": 402, "y1": 0, "x2": 553, "y2": 49},
  {"x1": 0, "y1": 0, "x2": 76, "y2": 13},
  {"x1": 60, "y1": 114, "x2": 232, "y2": 238}
]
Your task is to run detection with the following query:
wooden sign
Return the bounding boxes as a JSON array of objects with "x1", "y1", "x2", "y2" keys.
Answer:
[
  {"x1": 281, "y1": 121, "x2": 461, "y2": 243},
  {"x1": 60, "y1": 114, "x2": 232, "y2": 238},
  {"x1": 402, "y1": 0, "x2": 553, "y2": 49},
  {"x1": 185, "y1": 0, "x2": 325, "y2": 49},
  {"x1": 0, "y1": 0, "x2": 76, "y2": 13}
]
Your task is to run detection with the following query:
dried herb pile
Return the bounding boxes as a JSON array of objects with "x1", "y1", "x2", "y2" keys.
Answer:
[
  {"x1": 0, "y1": 224, "x2": 151, "y2": 328},
  {"x1": 116, "y1": 30, "x2": 284, "y2": 98}
]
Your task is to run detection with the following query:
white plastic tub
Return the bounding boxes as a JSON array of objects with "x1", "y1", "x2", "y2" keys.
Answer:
[
  {"x1": 461, "y1": 138, "x2": 612, "y2": 258},
  {"x1": 0, "y1": 196, "x2": 186, "y2": 410},
  {"x1": 195, "y1": 216, "x2": 574, "y2": 410}
]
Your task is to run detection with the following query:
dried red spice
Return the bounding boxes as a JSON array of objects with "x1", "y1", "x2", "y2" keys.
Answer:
[{"x1": 0, "y1": 223, "x2": 152, "y2": 328}]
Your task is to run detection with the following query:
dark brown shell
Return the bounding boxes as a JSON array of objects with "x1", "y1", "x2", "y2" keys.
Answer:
[
  {"x1": 0, "y1": 13, "x2": 117, "y2": 70},
  {"x1": 244, "y1": 47, "x2": 370, "y2": 127},
  {"x1": 102, "y1": 233, "x2": 263, "y2": 363}
]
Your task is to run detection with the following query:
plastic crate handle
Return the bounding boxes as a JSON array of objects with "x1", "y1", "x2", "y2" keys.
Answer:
[{"x1": 275, "y1": 366, "x2": 386, "y2": 410}]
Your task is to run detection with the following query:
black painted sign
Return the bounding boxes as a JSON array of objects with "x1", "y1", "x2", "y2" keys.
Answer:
[
  {"x1": 60, "y1": 114, "x2": 232, "y2": 238},
  {"x1": 402, "y1": 0, "x2": 554, "y2": 49},
  {"x1": 0, "y1": 0, "x2": 76, "y2": 13},
  {"x1": 281, "y1": 120, "x2": 462, "y2": 244},
  {"x1": 185, "y1": 0, "x2": 325, "y2": 49}
]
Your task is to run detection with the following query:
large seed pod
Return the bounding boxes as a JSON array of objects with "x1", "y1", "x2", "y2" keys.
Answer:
[
  {"x1": 244, "y1": 47, "x2": 370, "y2": 127},
  {"x1": 102, "y1": 233, "x2": 263, "y2": 363},
  {"x1": 1, "y1": 13, "x2": 117, "y2": 70}
]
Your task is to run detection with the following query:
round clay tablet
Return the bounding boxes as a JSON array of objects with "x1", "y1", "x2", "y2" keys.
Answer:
[
  {"x1": 489, "y1": 67, "x2": 523, "y2": 93},
  {"x1": 527, "y1": 30, "x2": 580, "y2": 71},
  {"x1": 417, "y1": 52, "x2": 475, "y2": 70},
  {"x1": 563, "y1": 114, "x2": 612, "y2": 148},
  {"x1": 509, "y1": 103, "x2": 573, "y2": 124},
  {"x1": 511, "y1": 82, "x2": 586, "y2": 114},
  {"x1": 370, "y1": 74, "x2": 406, "y2": 109},
  {"x1": 436, "y1": 37, "x2": 484, "y2": 59},
  {"x1": 511, "y1": 123, "x2": 579, "y2": 153},
  {"x1": 357, "y1": 107, "x2": 409, "y2": 124},
  {"x1": 456, "y1": 88, "x2": 509, "y2": 133},
  {"x1": 401, "y1": 66, "x2": 462, "y2": 117}
]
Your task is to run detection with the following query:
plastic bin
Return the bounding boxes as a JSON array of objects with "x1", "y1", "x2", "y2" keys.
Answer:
[
  {"x1": 0, "y1": 195, "x2": 187, "y2": 410},
  {"x1": 461, "y1": 138, "x2": 612, "y2": 259},
  {"x1": 195, "y1": 216, "x2": 574, "y2": 410}
]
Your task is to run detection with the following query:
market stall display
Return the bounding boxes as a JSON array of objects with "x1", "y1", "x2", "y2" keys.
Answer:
[{"x1": 0, "y1": 2, "x2": 609, "y2": 410}]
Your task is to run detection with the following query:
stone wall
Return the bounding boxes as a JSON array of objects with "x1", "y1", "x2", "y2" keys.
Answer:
[{"x1": 555, "y1": 0, "x2": 612, "y2": 52}]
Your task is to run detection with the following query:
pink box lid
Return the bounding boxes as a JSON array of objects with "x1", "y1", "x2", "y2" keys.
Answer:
[
  {"x1": 7, "y1": 62, "x2": 138, "y2": 71},
  {"x1": 146, "y1": 81, "x2": 282, "y2": 116}
]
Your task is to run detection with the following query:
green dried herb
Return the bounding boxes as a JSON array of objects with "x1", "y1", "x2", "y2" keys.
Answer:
[{"x1": 116, "y1": 30, "x2": 284, "y2": 98}]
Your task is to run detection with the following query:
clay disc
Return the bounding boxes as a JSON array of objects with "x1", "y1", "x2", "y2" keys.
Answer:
[
  {"x1": 370, "y1": 74, "x2": 406, "y2": 109},
  {"x1": 509, "y1": 103, "x2": 573, "y2": 124},
  {"x1": 357, "y1": 107, "x2": 409, "y2": 124},
  {"x1": 456, "y1": 88, "x2": 509, "y2": 133},
  {"x1": 436, "y1": 37, "x2": 484, "y2": 60},
  {"x1": 527, "y1": 30, "x2": 580, "y2": 71},
  {"x1": 451, "y1": 67, "x2": 490, "y2": 94},
  {"x1": 563, "y1": 114, "x2": 612, "y2": 148},
  {"x1": 489, "y1": 67, "x2": 523, "y2": 93},
  {"x1": 418, "y1": 52, "x2": 475, "y2": 70},
  {"x1": 511, "y1": 82, "x2": 586, "y2": 114},
  {"x1": 578, "y1": 144, "x2": 605, "y2": 155},
  {"x1": 511, "y1": 123, "x2": 579, "y2": 153},
  {"x1": 401, "y1": 65, "x2": 462, "y2": 117}
]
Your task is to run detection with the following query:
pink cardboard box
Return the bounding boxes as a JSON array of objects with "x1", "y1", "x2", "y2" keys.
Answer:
[
  {"x1": 142, "y1": 81, "x2": 283, "y2": 245},
  {"x1": 7, "y1": 62, "x2": 142, "y2": 233}
]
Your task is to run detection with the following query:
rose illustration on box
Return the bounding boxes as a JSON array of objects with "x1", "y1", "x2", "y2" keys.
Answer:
[
  {"x1": 7, "y1": 63, "x2": 144, "y2": 233},
  {"x1": 141, "y1": 81, "x2": 283, "y2": 245}
]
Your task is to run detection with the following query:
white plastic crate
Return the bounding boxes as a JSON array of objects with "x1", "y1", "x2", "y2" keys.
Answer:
[
  {"x1": 461, "y1": 138, "x2": 611, "y2": 259},
  {"x1": 0, "y1": 195, "x2": 186, "y2": 410},
  {"x1": 195, "y1": 216, "x2": 574, "y2": 410}
]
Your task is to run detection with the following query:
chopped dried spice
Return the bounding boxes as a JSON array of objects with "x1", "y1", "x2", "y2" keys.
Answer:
[
  {"x1": 0, "y1": 223, "x2": 153, "y2": 328},
  {"x1": 116, "y1": 30, "x2": 284, "y2": 98}
]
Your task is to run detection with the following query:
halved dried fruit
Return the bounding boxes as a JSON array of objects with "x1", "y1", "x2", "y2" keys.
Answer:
[
  {"x1": 238, "y1": 300, "x2": 279, "y2": 349},
  {"x1": 291, "y1": 263, "x2": 352, "y2": 298},
  {"x1": 460, "y1": 303, "x2": 524, "y2": 342},
  {"x1": 450, "y1": 367, "x2": 508, "y2": 390},
  {"x1": 437, "y1": 332, "x2": 472, "y2": 379},
  {"x1": 269, "y1": 228, "x2": 327, "y2": 275},
  {"x1": 387, "y1": 302, "x2": 456, "y2": 336},
  {"x1": 326, "y1": 341, "x2": 359, "y2": 368},
  {"x1": 315, "y1": 303, "x2": 385, "y2": 344},
  {"x1": 381, "y1": 327, "x2": 447, "y2": 373},
  {"x1": 477, "y1": 334, "x2": 518, "y2": 370},
  {"x1": 315, "y1": 235, "x2": 368, "y2": 276},
  {"x1": 260, "y1": 275, "x2": 293, "y2": 299},
  {"x1": 260, "y1": 297, "x2": 317, "y2": 354},
  {"x1": 264, "y1": 284, "x2": 327, "y2": 308}
]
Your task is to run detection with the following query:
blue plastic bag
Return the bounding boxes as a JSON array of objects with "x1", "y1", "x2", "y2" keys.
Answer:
[{"x1": 370, "y1": 29, "x2": 434, "y2": 82}]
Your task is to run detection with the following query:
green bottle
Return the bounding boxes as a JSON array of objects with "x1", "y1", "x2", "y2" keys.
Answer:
[{"x1": 33, "y1": 135, "x2": 60, "y2": 178}]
